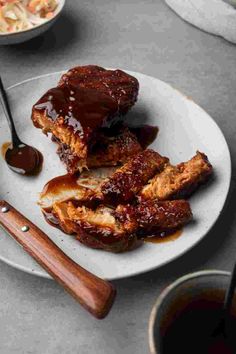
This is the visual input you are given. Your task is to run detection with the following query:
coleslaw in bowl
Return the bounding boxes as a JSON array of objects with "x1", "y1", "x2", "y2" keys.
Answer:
[{"x1": 0, "y1": 0, "x2": 65, "y2": 44}]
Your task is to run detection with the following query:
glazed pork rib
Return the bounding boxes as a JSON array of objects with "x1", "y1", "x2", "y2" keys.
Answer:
[
  {"x1": 38, "y1": 150, "x2": 212, "y2": 252},
  {"x1": 32, "y1": 86, "x2": 119, "y2": 170},
  {"x1": 55, "y1": 127, "x2": 143, "y2": 174},
  {"x1": 115, "y1": 199, "x2": 192, "y2": 237},
  {"x1": 66, "y1": 203, "x2": 136, "y2": 252},
  {"x1": 140, "y1": 152, "x2": 213, "y2": 201},
  {"x1": 58, "y1": 65, "x2": 139, "y2": 115},
  {"x1": 87, "y1": 127, "x2": 143, "y2": 168},
  {"x1": 100, "y1": 149, "x2": 169, "y2": 205},
  {"x1": 32, "y1": 66, "x2": 139, "y2": 172},
  {"x1": 65, "y1": 199, "x2": 192, "y2": 252}
]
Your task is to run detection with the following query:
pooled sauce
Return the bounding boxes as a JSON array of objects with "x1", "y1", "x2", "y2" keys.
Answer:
[
  {"x1": 129, "y1": 125, "x2": 158, "y2": 149},
  {"x1": 30, "y1": 150, "x2": 43, "y2": 176},
  {"x1": 43, "y1": 209, "x2": 61, "y2": 228},
  {"x1": 1, "y1": 142, "x2": 43, "y2": 176},
  {"x1": 144, "y1": 228, "x2": 182, "y2": 243},
  {"x1": 41, "y1": 173, "x2": 80, "y2": 196},
  {"x1": 1, "y1": 141, "x2": 12, "y2": 158},
  {"x1": 162, "y1": 297, "x2": 236, "y2": 354},
  {"x1": 34, "y1": 86, "x2": 119, "y2": 143}
]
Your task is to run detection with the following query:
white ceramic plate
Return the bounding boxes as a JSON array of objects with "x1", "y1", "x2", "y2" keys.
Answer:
[{"x1": 0, "y1": 71, "x2": 231, "y2": 280}]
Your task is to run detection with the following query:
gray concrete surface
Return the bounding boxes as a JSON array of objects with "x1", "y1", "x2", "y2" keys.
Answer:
[{"x1": 0, "y1": 0, "x2": 236, "y2": 353}]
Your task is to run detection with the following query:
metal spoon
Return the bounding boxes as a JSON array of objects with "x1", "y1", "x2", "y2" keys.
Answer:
[{"x1": 0, "y1": 76, "x2": 42, "y2": 175}]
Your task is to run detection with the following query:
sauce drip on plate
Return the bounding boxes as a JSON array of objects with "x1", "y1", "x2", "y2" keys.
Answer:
[
  {"x1": 144, "y1": 229, "x2": 182, "y2": 243},
  {"x1": 1, "y1": 141, "x2": 11, "y2": 158},
  {"x1": 129, "y1": 125, "x2": 158, "y2": 149}
]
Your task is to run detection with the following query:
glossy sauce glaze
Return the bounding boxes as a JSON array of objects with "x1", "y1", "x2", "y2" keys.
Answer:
[
  {"x1": 1, "y1": 142, "x2": 43, "y2": 176},
  {"x1": 144, "y1": 228, "x2": 182, "y2": 243},
  {"x1": 41, "y1": 173, "x2": 80, "y2": 196},
  {"x1": 42, "y1": 209, "x2": 61, "y2": 228},
  {"x1": 33, "y1": 85, "x2": 119, "y2": 143},
  {"x1": 58, "y1": 65, "x2": 139, "y2": 115},
  {"x1": 43, "y1": 207, "x2": 185, "y2": 246},
  {"x1": 129, "y1": 125, "x2": 158, "y2": 149},
  {"x1": 40, "y1": 172, "x2": 106, "y2": 198},
  {"x1": 1, "y1": 141, "x2": 11, "y2": 158},
  {"x1": 100, "y1": 150, "x2": 168, "y2": 205}
]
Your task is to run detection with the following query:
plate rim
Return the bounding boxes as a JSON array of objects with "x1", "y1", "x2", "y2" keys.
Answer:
[{"x1": 0, "y1": 70, "x2": 232, "y2": 280}]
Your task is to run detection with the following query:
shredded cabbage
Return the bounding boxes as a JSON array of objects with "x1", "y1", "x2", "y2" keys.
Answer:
[{"x1": 0, "y1": 0, "x2": 58, "y2": 33}]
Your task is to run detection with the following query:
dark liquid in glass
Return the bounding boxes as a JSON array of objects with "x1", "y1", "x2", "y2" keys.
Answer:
[{"x1": 162, "y1": 298, "x2": 236, "y2": 354}]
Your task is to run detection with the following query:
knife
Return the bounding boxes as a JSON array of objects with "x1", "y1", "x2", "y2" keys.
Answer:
[{"x1": 0, "y1": 200, "x2": 116, "y2": 319}]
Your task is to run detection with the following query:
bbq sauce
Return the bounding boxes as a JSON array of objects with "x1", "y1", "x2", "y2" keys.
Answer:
[
  {"x1": 1, "y1": 142, "x2": 43, "y2": 176},
  {"x1": 162, "y1": 297, "x2": 236, "y2": 354},
  {"x1": 1, "y1": 141, "x2": 11, "y2": 158},
  {"x1": 33, "y1": 86, "x2": 119, "y2": 143},
  {"x1": 43, "y1": 209, "x2": 61, "y2": 228},
  {"x1": 129, "y1": 125, "x2": 158, "y2": 149},
  {"x1": 144, "y1": 228, "x2": 182, "y2": 243},
  {"x1": 41, "y1": 173, "x2": 80, "y2": 196}
]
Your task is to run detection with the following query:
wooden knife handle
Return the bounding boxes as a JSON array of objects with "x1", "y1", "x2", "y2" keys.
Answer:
[{"x1": 0, "y1": 200, "x2": 116, "y2": 319}]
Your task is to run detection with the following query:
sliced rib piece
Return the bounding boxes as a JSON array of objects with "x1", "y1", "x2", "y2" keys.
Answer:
[
  {"x1": 64, "y1": 199, "x2": 191, "y2": 251},
  {"x1": 51, "y1": 202, "x2": 78, "y2": 234},
  {"x1": 58, "y1": 65, "x2": 139, "y2": 115},
  {"x1": 32, "y1": 85, "x2": 119, "y2": 170},
  {"x1": 140, "y1": 152, "x2": 213, "y2": 201},
  {"x1": 100, "y1": 149, "x2": 169, "y2": 205},
  {"x1": 115, "y1": 199, "x2": 192, "y2": 237},
  {"x1": 87, "y1": 127, "x2": 143, "y2": 168},
  {"x1": 66, "y1": 203, "x2": 137, "y2": 252},
  {"x1": 55, "y1": 127, "x2": 143, "y2": 174}
]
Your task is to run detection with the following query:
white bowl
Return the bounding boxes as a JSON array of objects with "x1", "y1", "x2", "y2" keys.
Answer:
[
  {"x1": 148, "y1": 270, "x2": 235, "y2": 354},
  {"x1": 0, "y1": 0, "x2": 65, "y2": 45}
]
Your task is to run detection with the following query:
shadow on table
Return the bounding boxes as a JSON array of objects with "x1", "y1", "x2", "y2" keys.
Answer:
[{"x1": 4, "y1": 12, "x2": 83, "y2": 56}]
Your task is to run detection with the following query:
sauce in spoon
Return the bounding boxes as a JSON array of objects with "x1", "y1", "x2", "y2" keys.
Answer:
[{"x1": 0, "y1": 77, "x2": 43, "y2": 176}]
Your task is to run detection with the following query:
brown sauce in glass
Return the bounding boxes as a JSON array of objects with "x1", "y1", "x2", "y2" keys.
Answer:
[
  {"x1": 144, "y1": 229, "x2": 182, "y2": 243},
  {"x1": 162, "y1": 297, "x2": 236, "y2": 354},
  {"x1": 34, "y1": 86, "x2": 119, "y2": 143}
]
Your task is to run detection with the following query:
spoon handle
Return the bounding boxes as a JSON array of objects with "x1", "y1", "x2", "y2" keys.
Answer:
[
  {"x1": 223, "y1": 262, "x2": 236, "y2": 317},
  {"x1": 0, "y1": 77, "x2": 21, "y2": 146},
  {"x1": 0, "y1": 200, "x2": 116, "y2": 319}
]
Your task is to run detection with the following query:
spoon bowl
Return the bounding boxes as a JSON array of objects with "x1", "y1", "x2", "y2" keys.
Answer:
[
  {"x1": 0, "y1": 76, "x2": 42, "y2": 175},
  {"x1": 5, "y1": 144, "x2": 41, "y2": 175}
]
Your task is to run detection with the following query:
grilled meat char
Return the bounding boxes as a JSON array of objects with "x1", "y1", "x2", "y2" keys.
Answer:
[
  {"x1": 32, "y1": 66, "x2": 140, "y2": 172},
  {"x1": 39, "y1": 151, "x2": 212, "y2": 252},
  {"x1": 115, "y1": 200, "x2": 192, "y2": 237},
  {"x1": 140, "y1": 151, "x2": 213, "y2": 201},
  {"x1": 65, "y1": 200, "x2": 192, "y2": 252},
  {"x1": 56, "y1": 127, "x2": 143, "y2": 174},
  {"x1": 58, "y1": 65, "x2": 139, "y2": 115},
  {"x1": 66, "y1": 203, "x2": 137, "y2": 252},
  {"x1": 64, "y1": 200, "x2": 192, "y2": 252},
  {"x1": 100, "y1": 149, "x2": 169, "y2": 205}
]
